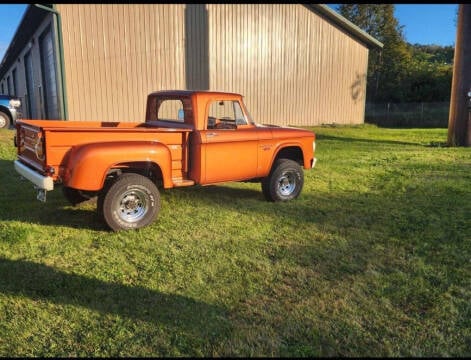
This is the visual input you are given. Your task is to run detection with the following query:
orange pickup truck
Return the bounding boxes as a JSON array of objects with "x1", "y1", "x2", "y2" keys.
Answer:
[{"x1": 14, "y1": 90, "x2": 316, "y2": 231}]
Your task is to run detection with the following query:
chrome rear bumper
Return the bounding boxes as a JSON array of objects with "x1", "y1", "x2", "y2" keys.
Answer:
[{"x1": 14, "y1": 160, "x2": 54, "y2": 191}]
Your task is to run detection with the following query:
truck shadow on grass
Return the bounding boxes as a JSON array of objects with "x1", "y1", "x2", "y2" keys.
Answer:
[
  {"x1": 1, "y1": 159, "x2": 270, "y2": 230},
  {"x1": 0, "y1": 161, "x2": 103, "y2": 230},
  {"x1": 170, "y1": 183, "x2": 323, "y2": 225},
  {"x1": 0, "y1": 257, "x2": 231, "y2": 351},
  {"x1": 2, "y1": 176, "x2": 319, "y2": 231},
  {"x1": 315, "y1": 133, "x2": 429, "y2": 147},
  {"x1": 0, "y1": 194, "x2": 107, "y2": 231}
]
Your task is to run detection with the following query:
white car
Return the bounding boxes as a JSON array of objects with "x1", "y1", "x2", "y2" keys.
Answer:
[{"x1": 0, "y1": 95, "x2": 22, "y2": 129}]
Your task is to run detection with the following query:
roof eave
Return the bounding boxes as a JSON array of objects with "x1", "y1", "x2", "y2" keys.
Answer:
[
  {"x1": 306, "y1": 4, "x2": 384, "y2": 50},
  {"x1": 0, "y1": 4, "x2": 53, "y2": 79}
]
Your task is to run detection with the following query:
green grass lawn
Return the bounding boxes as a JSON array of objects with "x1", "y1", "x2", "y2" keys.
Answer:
[{"x1": 0, "y1": 125, "x2": 470, "y2": 356}]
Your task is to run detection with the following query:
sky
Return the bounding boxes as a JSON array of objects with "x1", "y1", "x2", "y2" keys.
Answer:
[
  {"x1": 394, "y1": 4, "x2": 458, "y2": 46},
  {"x1": 0, "y1": 4, "x2": 28, "y2": 61},
  {"x1": 329, "y1": 4, "x2": 458, "y2": 46},
  {"x1": 0, "y1": 4, "x2": 459, "y2": 61}
]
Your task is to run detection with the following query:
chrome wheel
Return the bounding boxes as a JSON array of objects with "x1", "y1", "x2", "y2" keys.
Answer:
[
  {"x1": 277, "y1": 172, "x2": 296, "y2": 196},
  {"x1": 118, "y1": 189, "x2": 149, "y2": 223}
]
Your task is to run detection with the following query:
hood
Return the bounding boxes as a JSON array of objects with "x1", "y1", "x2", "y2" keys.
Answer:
[{"x1": 256, "y1": 122, "x2": 315, "y2": 139}]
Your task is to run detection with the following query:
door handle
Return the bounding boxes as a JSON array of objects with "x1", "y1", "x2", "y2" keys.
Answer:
[{"x1": 207, "y1": 132, "x2": 218, "y2": 137}]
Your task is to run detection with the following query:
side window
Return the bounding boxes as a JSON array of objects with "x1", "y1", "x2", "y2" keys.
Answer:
[
  {"x1": 207, "y1": 100, "x2": 247, "y2": 129},
  {"x1": 157, "y1": 99, "x2": 185, "y2": 122}
]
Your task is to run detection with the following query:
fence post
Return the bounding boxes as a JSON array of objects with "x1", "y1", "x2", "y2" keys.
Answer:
[{"x1": 448, "y1": 4, "x2": 471, "y2": 146}]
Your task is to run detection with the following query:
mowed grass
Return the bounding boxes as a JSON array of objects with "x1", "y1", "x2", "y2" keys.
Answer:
[{"x1": 0, "y1": 124, "x2": 470, "y2": 356}]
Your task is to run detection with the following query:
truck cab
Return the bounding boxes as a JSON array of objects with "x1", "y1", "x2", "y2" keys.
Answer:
[{"x1": 145, "y1": 91, "x2": 316, "y2": 185}]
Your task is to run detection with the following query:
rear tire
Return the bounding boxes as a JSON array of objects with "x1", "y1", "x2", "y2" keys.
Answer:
[
  {"x1": 100, "y1": 173, "x2": 160, "y2": 231},
  {"x1": 261, "y1": 159, "x2": 304, "y2": 202}
]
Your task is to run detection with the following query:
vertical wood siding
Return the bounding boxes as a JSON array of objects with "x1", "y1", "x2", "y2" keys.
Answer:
[{"x1": 57, "y1": 4, "x2": 368, "y2": 125}]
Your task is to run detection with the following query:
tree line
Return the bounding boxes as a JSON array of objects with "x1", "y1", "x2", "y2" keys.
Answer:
[{"x1": 338, "y1": 4, "x2": 454, "y2": 104}]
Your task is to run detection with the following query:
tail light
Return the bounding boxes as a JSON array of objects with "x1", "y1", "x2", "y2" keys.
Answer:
[{"x1": 16, "y1": 128, "x2": 25, "y2": 152}]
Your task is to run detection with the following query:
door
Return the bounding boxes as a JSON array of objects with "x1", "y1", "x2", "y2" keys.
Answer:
[
  {"x1": 200, "y1": 99, "x2": 259, "y2": 183},
  {"x1": 39, "y1": 26, "x2": 60, "y2": 119},
  {"x1": 24, "y1": 50, "x2": 36, "y2": 119}
]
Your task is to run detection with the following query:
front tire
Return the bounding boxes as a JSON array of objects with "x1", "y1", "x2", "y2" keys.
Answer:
[
  {"x1": 0, "y1": 111, "x2": 10, "y2": 129},
  {"x1": 100, "y1": 173, "x2": 160, "y2": 231},
  {"x1": 261, "y1": 159, "x2": 304, "y2": 202}
]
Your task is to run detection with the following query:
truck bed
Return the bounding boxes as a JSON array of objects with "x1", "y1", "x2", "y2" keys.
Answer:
[{"x1": 16, "y1": 119, "x2": 192, "y2": 182}]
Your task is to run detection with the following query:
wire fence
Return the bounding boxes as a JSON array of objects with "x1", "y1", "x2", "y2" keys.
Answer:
[{"x1": 365, "y1": 102, "x2": 450, "y2": 128}]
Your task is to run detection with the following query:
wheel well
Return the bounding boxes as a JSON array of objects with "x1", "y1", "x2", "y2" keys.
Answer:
[
  {"x1": 0, "y1": 106, "x2": 11, "y2": 119},
  {"x1": 105, "y1": 162, "x2": 163, "y2": 187},
  {"x1": 274, "y1": 146, "x2": 303, "y2": 165}
]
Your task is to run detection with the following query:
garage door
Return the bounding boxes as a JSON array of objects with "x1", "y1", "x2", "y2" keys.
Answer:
[{"x1": 39, "y1": 26, "x2": 60, "y2": 119}]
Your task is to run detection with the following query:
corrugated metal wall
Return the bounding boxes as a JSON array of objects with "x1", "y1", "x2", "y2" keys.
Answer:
[
  {"x1": 207, "y1": 4, "x2": 369, "y2": 126},
  {"x1": 57, "y1": 4, "x2": 369, "y2": 125},
  {"x1": 57, "y1": 4, "x2": 186, "y2": 122}
]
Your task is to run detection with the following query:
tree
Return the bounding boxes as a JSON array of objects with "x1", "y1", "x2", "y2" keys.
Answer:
[
  {"x1": 405, "y1": 44, "x2": 453, "y2": 102},
  {"x1": 409, "y1": 44, "x2": 454, "y2": 65},
  {"x1": 338, "y1": 4, "x2": 411, "y2": 103}
]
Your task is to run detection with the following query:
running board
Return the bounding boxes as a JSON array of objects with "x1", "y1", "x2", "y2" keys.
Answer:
[{"x1": 172, "y1": 178, "x2": 195, "y2": 187}]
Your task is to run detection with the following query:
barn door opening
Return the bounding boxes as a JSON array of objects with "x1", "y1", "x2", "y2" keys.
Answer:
[
  {"x1": 24, "y1": 50, "x2": 36, "y2": 119},
  {"x1": 39, "y1": 26, "x2": 60, "y2": 119}
]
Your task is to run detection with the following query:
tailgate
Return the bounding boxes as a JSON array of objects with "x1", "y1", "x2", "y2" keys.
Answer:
[{"x1": 16, "y1": 121, "x2": 47, "y2": 174}]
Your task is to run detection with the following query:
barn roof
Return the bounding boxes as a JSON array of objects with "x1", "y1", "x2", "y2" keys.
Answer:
[
  {"x1": 305, "y1": 4, "x2": 384, "y2": 50},
  {"x1": 0, "y1": 4, "x2": 51, "y2": 79}
]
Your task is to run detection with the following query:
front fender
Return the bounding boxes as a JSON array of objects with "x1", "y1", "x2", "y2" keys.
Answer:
[
  {"x1": 258, "y1": 139, "x2": 313, "y2": 177},
  {"x1": 63, "y1": 141, "x2": 172, "y2": 191},
  {"x1": 272, "y1": 139, "x2": 314, "y2": 169}
]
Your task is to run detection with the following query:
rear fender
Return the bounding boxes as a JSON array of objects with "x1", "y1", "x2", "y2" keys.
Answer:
[{"x1": 63, "y1": 141, "x2": 172, "y2": 191}]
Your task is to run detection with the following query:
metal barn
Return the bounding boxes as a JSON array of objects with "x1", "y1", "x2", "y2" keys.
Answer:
[{"x1": 0, "y1": 4, "x2": 382, "y2": 126}]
